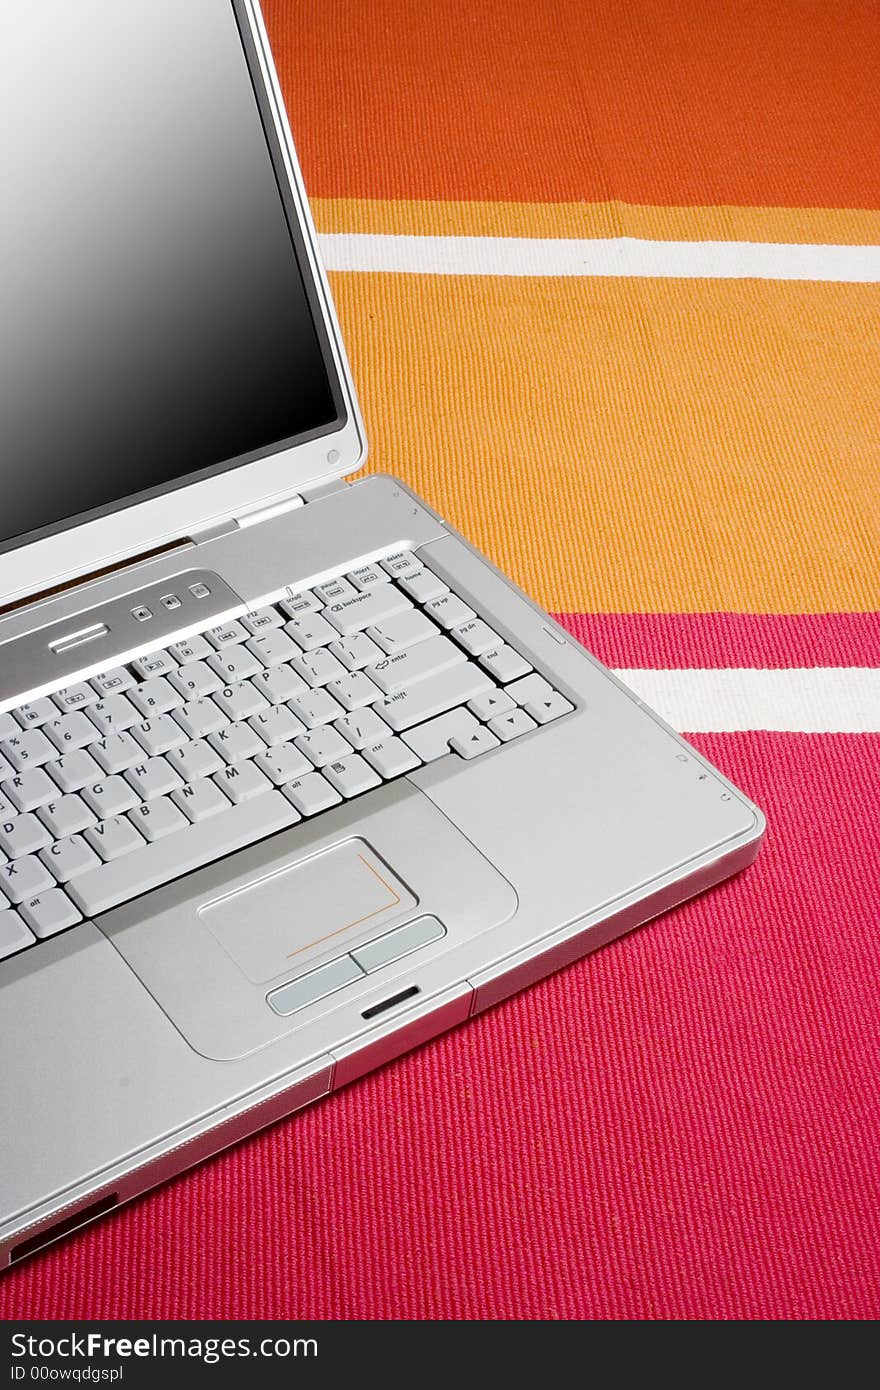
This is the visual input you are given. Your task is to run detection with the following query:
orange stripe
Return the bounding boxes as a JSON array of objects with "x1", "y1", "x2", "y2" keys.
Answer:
[
  {"x1": 313, "y1": 198, "x2": 880, "y2": 248},
  {"x1": 266, "y1": 0, "x2": 880, "y2": 210},
  {"x1": 327, "y1": 272, "x2": 880, "y2": 614}
]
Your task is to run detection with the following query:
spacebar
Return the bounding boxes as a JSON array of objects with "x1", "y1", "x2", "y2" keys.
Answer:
[{"x1": 67, "y1": 793, "x2": 299, "y2": 918}]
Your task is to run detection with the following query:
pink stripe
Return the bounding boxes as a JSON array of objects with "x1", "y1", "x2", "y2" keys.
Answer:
[
  {"x1": 556, "y1": 612, "x2": 880, "y2": 669},
  {"x1": 1, "y1": 733, "x2": 877, "y2": 1319}
]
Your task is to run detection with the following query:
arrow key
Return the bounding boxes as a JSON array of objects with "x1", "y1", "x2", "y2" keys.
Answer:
[
  {"x1": 487, "y1": 709, "x2": 537, "y2": 742},
  {"x1": 449, "y1": 726, "x2": 501, "y2": 759}
]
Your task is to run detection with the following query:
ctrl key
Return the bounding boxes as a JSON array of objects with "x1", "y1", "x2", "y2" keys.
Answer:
[{"x1": 0, "y1": 908, "x2": 36, "y2": 959}]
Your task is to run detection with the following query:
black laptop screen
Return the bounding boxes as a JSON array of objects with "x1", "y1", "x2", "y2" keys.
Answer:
[{"x1": 0, "y1": 0, "x2": 343, "y2": 554}]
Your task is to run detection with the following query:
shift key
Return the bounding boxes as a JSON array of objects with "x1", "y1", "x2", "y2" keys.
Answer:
[{"x1": 373, "y1": 664, "x2": 493, "y2": 731}]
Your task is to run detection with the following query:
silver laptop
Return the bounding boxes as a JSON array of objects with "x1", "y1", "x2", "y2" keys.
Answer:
[{"x1": 0, "y1": 0, "x2": 764, "y2": 1269}]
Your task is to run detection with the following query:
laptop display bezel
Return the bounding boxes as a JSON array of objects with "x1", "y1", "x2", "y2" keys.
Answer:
[{"x1": 0, "y1": 0, "x2": 367, "y2": 608}]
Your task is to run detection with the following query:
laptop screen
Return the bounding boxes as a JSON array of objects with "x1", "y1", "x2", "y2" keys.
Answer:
[{"x1": 0, "y1": 0, "x2": 343, "y2": 555}]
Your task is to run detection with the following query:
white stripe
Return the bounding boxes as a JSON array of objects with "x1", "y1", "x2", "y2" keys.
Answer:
[
  {"x1": 612, "y1": 668, "x2": 880, "y2": 732},
  {"x1": 319, "y1": 233, "x2": 880, "y2": 282}
]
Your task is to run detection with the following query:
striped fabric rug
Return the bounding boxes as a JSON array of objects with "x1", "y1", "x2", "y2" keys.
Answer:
[{"x1": 3, "y1": 1, "x2": 877, "y2": 1321}]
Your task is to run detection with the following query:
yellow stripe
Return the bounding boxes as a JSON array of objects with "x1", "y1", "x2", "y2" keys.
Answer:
[
  {"x1": 329, "y1": 272, "x2": 880, "y2": 614},
  {"x1": 313, "y1": 198, "x2": 880, "y2": 247}
]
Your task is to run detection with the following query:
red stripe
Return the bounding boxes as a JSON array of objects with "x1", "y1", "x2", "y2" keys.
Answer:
[
  {"x1": 1, "y1": 734, "x2": 877, "y2": 1319},
  {"x1": 556, "y1": 612, "x2": 880, "y2": 669}
]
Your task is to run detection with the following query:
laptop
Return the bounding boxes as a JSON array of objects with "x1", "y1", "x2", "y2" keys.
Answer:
[{"x1": 0, "y1": 0, "x2": 765, "y2": 1269}]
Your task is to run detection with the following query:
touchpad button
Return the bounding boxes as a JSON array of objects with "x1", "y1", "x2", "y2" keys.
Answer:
[{"x1": 199, "y1": 838, "x2": 416, "y2": 984}]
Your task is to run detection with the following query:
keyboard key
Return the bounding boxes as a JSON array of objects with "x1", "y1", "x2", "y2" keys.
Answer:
[
  {"x1": 333, "y1": 708, "x2": 391, "y2": 751},
  {"x1": 171, "y1": 779, "x2": 230, "y2": 823},
  {"x1": 128, "y1": 796, "x2": 189, "y2": 843},
  {"x1": 0, "y1": 713, "x2": 19, "y2": 742},
  {"x1": 83, "y1": 776, "x2": 140, "y2": 818},
  {"x1": 423, "y1": 593, "x2": 476, "y2": 630},
  {"x1": 252, "y1": 663, "x2": 309, "y2": 705},
  {"x1": 284, "y1": 612, "x2": 337, "y2": 651},
  {"x1": 124, "y1": 759, "x2": 182, "y2": 801},
  {"x1": 68, "y1": 793, "x2": 299, "y2": 916},
  {"x1": 168, "y1": 660, "x2": 223, "y2": 700},
  {"x1": 6, "y1": 768, "x2": 57, "y2": 813},
  {"x1": 0, "y1": 909, "x2": 35, "y2": 959},
  {"x1": 207, "y1": 646, "x2": 263, "y2": 683},
  {"x1": 2, "y1": 854, "x2": 56, "y2": 903},
  {"x1": 479, "y1": 645, "x2": 533, "y2": 684},
  {"x1": 84, "y1": 815, "x2": 146, "y2": 862},
  {"x1": 322, "y1": 755, "x2": 382, "y2": 799},
  {"x1": 281, "y1": 774, "x2": 342, "y2": 817},
  {"x1": 292, "y1": 647, "x2": 346, "y2": 688},
  {"x1": 328, "y1": 632, "x2": 384, "y2": 671},
  {"x1": 323, "y1": 588, "x2": 411, "y2": 637},
  {"x1": 379, "y1": 550, "x2": 422, "y2": 579},
  {"x1": 45, "y1": 711, "x2": 100, "y2": 752},
  {"x1": 131, "y1": 648, "x2": 178, "y2": 680},
  {"x1": 205, "y1": 621, "x2": 249, "y2": 650},
  {"x1": 313, "y1": 576, "x2": 357, "y2": 604},
  {"x1": 245, "y1": 630, "x2": 299, "y2": 668},
  {"x1": 14, "y1": 698, "x2": 57, "y2": 729},
  {"x1": 366, "y1": 609, "x2": 437, "y2": 654},
  {"x1": 90, "y1": 667, "x2": 137, "y2": 696},
  {"x1": 131, "y1": 714, "x2": 187, "y2": 757},
  {"x1": 165, "y1": 739, "x2": 224, "y2": 783},
  {"x1": 279, "y1": 590, "x2": 321, "y2": 617},
  {"x1": 451, "y1": 619, "x2": 500, "y2": 657},
  {"x1": 346, "y1": 563, "x2": 390, "y2": 591},
  {"x1": 38, "y1": 795, "x2": 95, "y2": 840},
  {"x1": 241, "y1": 606, "x2": 285, "y2": 635},
  {"x1": 295, "y1": 726, "x2": 353, "y2": 768},
  {"x1": 373, "y1": 664, "x2": 493, "y2": 733},
  {"x1": 367, "y1": 636, "x2": 465, "y2": 696},
  {"x1": 255, "y1": 744, "x2": 313, "y2": 786},
  {"x1": 173, "y1": 698, "x2": 228, "y2": 740},
  {"x1": 18, "y1": 889, "x2": 81, "y2": 939},
  {"x1": 450, "y1": 726, "x2": 501, "y2": 759},
  {"x1": 402, "y1": 708, "x2": 481, "y2": 762},
  {"x1": 167, "y1": 634, "x2": 212, "y2": 664},
  {"x1": 86, "y1": 695, "x2": 140, "y2": 735},
  {"x1": 48, "y1": 748, "x2": 103, "y2": 793},
  {"x1": 212, "y1": 681, "x2": 269, "y2": 722},
  {"x1": 129, "y1": 676, "x2": 183, "y2": 717},
  {"x1": 249, "y1": 705, "x2": 305, "y2": 748},
  {"x1": 40, "y1": 834, "x2": 102, "y2": 883},
  {"x1": 361, "y1": 738, "x2": 421, "y2": 779},
  {"x1": 399, "y1": 568, "x2": 449, "y2": 604},
  {"x1": 1, "y1": 728, "x2": 55, "y2": 771},
  {"x1": 467, "y1": 689, "x2": 514, "y2": 722},
  {"x1": 487, "y1": 709, "x2": 538, "y2": 742},
  {"x1": 208, "y1": 723, "x2": 264, "y2": 766},
  {"x1": 507, "y1": 674, "x2": 574, "y2": 724},
  {"x1": 213, "y1": 760, "x2": 272, "y2": 804},
  {"x1": 53, "y1": 683, "x2": 100, "y2": 713},
  {"x1": 325, "y1": 671, "x2": 380, "y2": 711},
  {"x1": 0, "y1": 813, "x2": 52, "y2": 859},
  {"x1": 288, "y1": 689, "x2": 344, "y2": 729},
  {"x1": 91, "y1": 731, "x2": 142, "y2": 775}
]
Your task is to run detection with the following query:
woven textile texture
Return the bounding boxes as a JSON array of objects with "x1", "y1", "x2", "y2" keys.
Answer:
[{"x1": 2, "y1": 0, "x2": 878, "y2": 1320}]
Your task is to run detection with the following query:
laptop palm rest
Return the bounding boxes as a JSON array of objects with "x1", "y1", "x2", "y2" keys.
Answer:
[{"x1": 98, "y1": 781, "x2": 516, "y2": 1062}]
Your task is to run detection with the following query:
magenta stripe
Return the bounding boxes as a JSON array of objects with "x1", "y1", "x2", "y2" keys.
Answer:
[{"x1": 555, "y1": 612, "x2": 880, "y2": 669}]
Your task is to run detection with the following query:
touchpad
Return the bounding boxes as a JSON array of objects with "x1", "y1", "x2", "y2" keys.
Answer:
[
  {"x1": 200, "y1": 840, "x2": 416, "y2": 984},
  {"x1": 98, "y1": 782, "x2": 517, "y2": 1062}
]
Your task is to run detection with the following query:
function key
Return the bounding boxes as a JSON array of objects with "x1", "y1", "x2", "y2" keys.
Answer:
[
  {"x1": 346, "y1": 563, "x2": 389, "y2": 591},
  {"x1": 131, "y1": 648, "x2": 178, "y2": 680},
  {"x1": 13, "y1": 698, "x2": 58, "y2": 729},
  {"x1": 90, "y1": 667, "x2": 136, "y2": 697},
  {"x1": 241, "y1": 606, "x2": 285, "y2": 635},
  {"x1": 313, "y1": 576, "x2": 357, "y2": 605},
  {"x1": 167, "y1": 634, "x2": 212, "y2": 664},
  {"x1": 52, "y1": 683, "x2": 100, "y2": 713},
  {"x1": 379, "y1": 551, "x2": 422, "y2": 579},
  {"x1": 205, "y1": 621, "x2": 249, "y2": 650}
]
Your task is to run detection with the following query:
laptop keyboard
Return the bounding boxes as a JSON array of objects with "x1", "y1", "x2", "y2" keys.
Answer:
[{"x1": 0, "y1": 552, "x2": 573, "y2": 963}]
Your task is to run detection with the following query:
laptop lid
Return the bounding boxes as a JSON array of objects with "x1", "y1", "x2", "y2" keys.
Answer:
[{"x1": 0, "y1": 0, "x2": 365, "y2": 609}]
